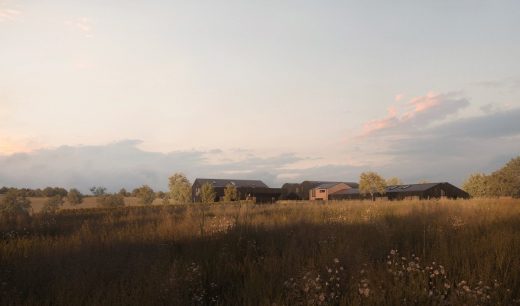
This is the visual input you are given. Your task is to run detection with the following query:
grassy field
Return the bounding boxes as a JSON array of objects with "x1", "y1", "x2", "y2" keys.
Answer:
[
  {"x1": 22, "y1": 196, "x2": 164, "y2": 213},
  {"x1": 1, "y1": 198, "x2": 520, "y2": 305}
]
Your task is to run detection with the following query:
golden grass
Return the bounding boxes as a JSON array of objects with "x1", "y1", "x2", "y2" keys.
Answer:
[
  {"x1": 1, "y1": 198, "x2": 520, "y2": 305},
  {"x1": 26, "y1": 196, "x2": 165, "y2": 213}
]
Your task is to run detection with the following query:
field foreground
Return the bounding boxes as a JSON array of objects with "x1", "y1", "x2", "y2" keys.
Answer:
[{"x1": 1, "y1": 199, "x2": 520, "y2": 305}]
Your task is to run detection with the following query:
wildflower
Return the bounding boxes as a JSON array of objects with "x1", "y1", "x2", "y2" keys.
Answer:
[
  {"x1": 319, "y1": 293, "x2": 325, "y2": 301},
  {"x1": 358, "y1": 288, "x2": 370, "y2": 297}
]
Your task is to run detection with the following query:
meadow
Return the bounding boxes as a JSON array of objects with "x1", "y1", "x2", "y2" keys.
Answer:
[{"x1": 1, "y1": 198, "x2": 520, "y2": 305}]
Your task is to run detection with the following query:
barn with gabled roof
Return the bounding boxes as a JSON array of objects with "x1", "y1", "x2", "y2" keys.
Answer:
[
  {"x1": 192, "y1": 178, "x2": 281, "y2": 203},
  {"x1": 329, "y1": 182, "x2": 469, "y2": 200}
]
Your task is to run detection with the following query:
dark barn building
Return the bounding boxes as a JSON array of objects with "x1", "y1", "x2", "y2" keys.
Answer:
[
  {"x1": 192, "y1": 178, "x2": 282, "y2": 203},
  {"x1": 330, "y1": 182, "x2": 469, "y2": 200},
  {"x1": 280, "y1": 183, "x2": 303, "y2": 200}
]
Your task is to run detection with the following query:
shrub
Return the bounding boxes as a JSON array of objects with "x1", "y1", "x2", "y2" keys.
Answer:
[
  {"x1": 0, "y1": 189, "x2": 31, "y2": 215},
  {"x1": 42, "y1": 195, "x2": 64, "y2": 214},
  {"x1": 223, "y1": 184, "x2": 238, "y2": 202},
  {"x1": 96, "y1": 194, "x2": 125, "y2": 208},
  {"x1": 200, "y1": 182, "x2": 216, "y2": 203},
  {"x1": 136, "y1": 185, "x2": 155, "y2": 205},
  {"x1": 67, "y1": 188, "x2": 83, "y2": 205}
]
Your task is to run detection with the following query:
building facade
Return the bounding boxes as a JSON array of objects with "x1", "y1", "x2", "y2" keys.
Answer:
[{"x1": 192, "y1": 178, "x2": 282, "y2": 203}]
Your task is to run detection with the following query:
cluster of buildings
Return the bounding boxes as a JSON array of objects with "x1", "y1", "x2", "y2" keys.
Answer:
[{"x1": 191, "y1": 178, "x2": 469, "y2": 203}]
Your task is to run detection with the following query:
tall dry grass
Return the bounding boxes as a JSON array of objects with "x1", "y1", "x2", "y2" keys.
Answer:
[{"x1": 1, "y1": 199, "x2": 519, "y2": 305}]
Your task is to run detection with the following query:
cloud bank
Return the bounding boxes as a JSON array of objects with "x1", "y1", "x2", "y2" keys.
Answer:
[{"x1": 1, "y1": 92, "x2": 518, "y2": 191}]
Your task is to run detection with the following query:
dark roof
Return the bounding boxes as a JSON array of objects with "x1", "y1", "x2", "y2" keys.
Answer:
[
  {"x1": 333, "y1": 183, "x2": 445, "y2": 195},
  {"x1": 315, "y1": 182, "x2": 349, "y2": 189},
  {"x1": 385, "y1": 183, "x2": 441, "y2": 193},
  {"x1": 332, "y1": 188, "x2": 360, "y2": 195},
  {"x1": 303, "y1": 181, "x2": 359, "y2": 188},
  {"x1": 193, "y1": 178, "x2": 268, "y2": 188}
]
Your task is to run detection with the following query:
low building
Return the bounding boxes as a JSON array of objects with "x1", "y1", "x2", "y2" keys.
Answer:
[
  {"x1": 309, "y1": 182, "x2": 353, "y2": 200},
  {"x1": 280, "y1": 180, "x2": 359, "y2": 200},
  {"x1": 329, "y1": 182, "x2": 469, "y2": 200},
  {"x1": 192, "y1": 178, "x2": 282, "y2": 203}
]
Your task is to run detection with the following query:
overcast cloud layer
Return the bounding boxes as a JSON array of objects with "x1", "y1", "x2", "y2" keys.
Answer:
[{"x1": 1, "y1": 101, "x2": 519, "y2": 192}]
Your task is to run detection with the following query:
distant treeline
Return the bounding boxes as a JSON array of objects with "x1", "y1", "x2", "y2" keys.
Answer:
[
  {"x1": 0, "y1": 186, "x2": 68, "y2": 197},
  {"x1": 0, "y1": 186, "x2": 167, "y2": 199},
  {"x1": 463, "y1": 156, "x2": 520, "y2": 198}
]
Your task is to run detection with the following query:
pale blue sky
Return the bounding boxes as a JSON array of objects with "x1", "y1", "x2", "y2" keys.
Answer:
[{"x1": 1, "y1": 1, "x2": 520, "y2": 190}]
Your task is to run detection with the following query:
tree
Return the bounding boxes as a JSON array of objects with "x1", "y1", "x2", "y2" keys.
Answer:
[
  {"x1": 42, "y1": 187, "x2": 56, "y2": 197},
  {"x1": 162, "y1": 194, "x2": 170, "y2": 205},
  {"x1": 118, "y1": 188, "x2": 129, "y2": 197},
  {"x1": 223, "y1": 184, "x2": 238, "y2": 202},
  {"x1": 463, "y1": 173, "x2": 489, "y2": 198},
  {"x1": 386, "y1": 177, "x2": 402, "y2": 186},
  {"x1": 0, "y1": 189, "x2": 31, "y2": 215},
  {"x1": 0, "y1": 186, "x2": 8, "y2": 194},
  {"x1": 67, "y1": 188, "x2": 83, "y2": 205},
  {"x1": 41, "y1": 195, "x2": 64, "y2": 214},
  {"x1": 54, "y1": 187, "x2": 68, "y2": 197},
  {"x1": 90, "y1": 186, "x2": 107, "y2": 196},
  {"x1": 359, "y1": 171, "x2": 387, "y2": 201},
  {"x1": 136, "y1": 185, "x2": 155, "y2": 205},
  {"x1": 200, "y1": 182, "x2": 216, "y2": 203},
  {"x1": 168, "y1": 172, "x2": 192, "y2": 204},
  {"x1": 97, "y1": 194, "x2": 125, "y2": 208},
  {"x1": 489, "y1": 157, "x2": 520, "y2": 197}
]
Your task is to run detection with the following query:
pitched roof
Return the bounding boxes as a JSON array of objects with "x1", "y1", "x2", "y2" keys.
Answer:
[
  {"x1": 193, "y1": 178, "x2": 268, "y2": 188},
  {"x1": 332, "y1": 188, "x2": 360, "y2": 195},
  {"x1": 332, "y1": 183, "x2": 445, "y2": 195},
  {"x1": 385, "y1": 183, "x2": 441, "y2": 193},
  {"x1": 304, "y1": 181, "x2": 359, "y2": 188},
  {"x1": 315, "y1": 182, "x2": 350, "y2": 189}
]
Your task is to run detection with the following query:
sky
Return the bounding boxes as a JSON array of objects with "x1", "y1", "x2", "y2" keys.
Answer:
[{"x1": 1, "y1": 0, "x2": 520, "y2": 192}]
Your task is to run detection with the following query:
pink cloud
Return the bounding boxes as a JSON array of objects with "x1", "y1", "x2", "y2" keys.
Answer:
[
  {"x1": 394, "y1": 93, "x2": 405, "y2": 102},
  {"x1": 361, "y1": 107, "x2": 399, "y2": 136},
  {"x1": 359, "y1": 92, "x2": 469, "y2": 137},
  {"x1": 65, "y1": 17, "x2": 94, "y2": 38},
  {"x1": 0, "y1": 7, "x2": 21, "y2": 22},
  {"x1": 0, "y1": 136, "x2": 44, "y2": 155}
]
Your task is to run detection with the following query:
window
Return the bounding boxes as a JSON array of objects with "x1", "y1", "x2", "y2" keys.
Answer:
[{"x1": 319, "y1": 189, "x2": 326, "y2": 193}]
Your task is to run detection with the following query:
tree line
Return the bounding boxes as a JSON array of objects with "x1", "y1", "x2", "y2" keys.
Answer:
[
  {"x1": 0, "y1": 173, "x2": 234, "y2": 217},
  {"x1": 2, "y1": 156, "x2": 519, "y2": 217},
  {"x1": 463, "y1": 156, "x2": 520, "y2": 198}
]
